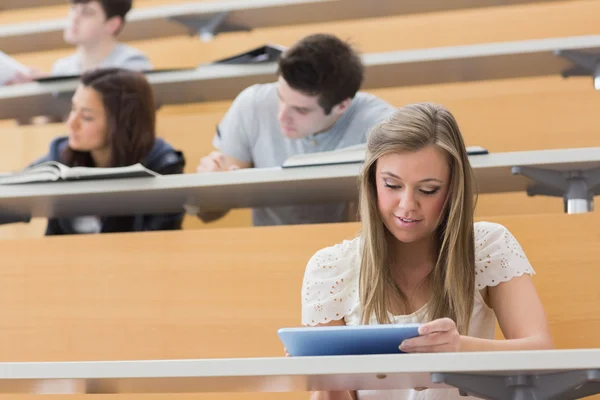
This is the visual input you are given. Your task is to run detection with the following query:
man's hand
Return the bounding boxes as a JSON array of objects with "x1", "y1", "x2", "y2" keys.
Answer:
[
  {"x1": 196, "y1": 151, "x2": 240, "y2": 173},
  {"x1": 5, "y1": 68, "x2": 48, "y2": 86}
]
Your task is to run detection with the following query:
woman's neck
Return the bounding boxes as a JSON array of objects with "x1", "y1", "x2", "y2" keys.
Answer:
[
  {"x1": 77, "y1": 39, "x2": 117, "y2": 71},
  {"x1": 91, "y1": 147, "x2": 112, "y2": 168},
  {"x1": 388, "y1": 234, "x2": 438, "y2": 312},
  {"x1": 389, "y1": 234, "x2": 438, "y2": 273}
]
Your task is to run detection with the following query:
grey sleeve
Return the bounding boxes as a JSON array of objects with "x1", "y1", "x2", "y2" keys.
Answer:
[
  {"x1": 121, "y1": 53, "x2": 153, "y2": 72},
  {"x1": 343, "y1": 95, "x2": 396, "y2": 145},
  {"x1": 211, "y1": 86, "x2": 257, "y2": 164},
  {"x1": 360, "y1": 97, "x2": 396, "y2": 137},
  {"x1": 50, "y1": 60, "x2": 61, "y2": 76},
  {"x1": 28, "y1": 154, "x2": 50, "y2": 168},
  {"x1": 50, "y1": 57, "x2": 71, "y2": 76},
  {"x1": 366, "y1": 97, "x2": 396, "y2": 124}
]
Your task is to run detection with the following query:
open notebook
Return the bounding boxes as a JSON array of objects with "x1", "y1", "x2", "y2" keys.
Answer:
[
  {"x1": 282, "y1": 144, "x2": 489, "y2": 168},
  {"x1": 0, "y1": 51, "x2": 29, "y2": 86},
  {"x1": 0, "y1": 161, "x2": 159, "y2": 185},
  {"x1": 212, "y1": 44, "x2": 286, "y2": 65}
]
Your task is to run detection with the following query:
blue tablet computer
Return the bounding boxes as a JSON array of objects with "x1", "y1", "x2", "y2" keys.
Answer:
[{"x1": 278, "y1": 323, "x2": 421, "y2": 357}]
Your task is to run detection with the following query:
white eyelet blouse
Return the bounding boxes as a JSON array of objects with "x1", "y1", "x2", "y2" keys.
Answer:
[{"x1": 301, "y1": 222, "x2": 535, "y2": 400}]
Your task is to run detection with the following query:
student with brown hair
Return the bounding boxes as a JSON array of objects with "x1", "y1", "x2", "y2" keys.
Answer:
[
  {"x1": 33, "y1": 68, "x2": 185, "y2": 235},
  {"x1": 195, "y1": 33, "x2": 395, "y2": 226},
  {"x1": 53, "y1": 0, "x2": 151, "y2": 75},
  {"x1": 8, "y1": 0, "x2": 151, "y2": 84},
  {"x1": 301, "y1": 103, "x2": 553, "y2": 400}
]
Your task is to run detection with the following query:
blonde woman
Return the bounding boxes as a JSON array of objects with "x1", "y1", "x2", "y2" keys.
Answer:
[{"x1": 301, "y1": 103, "x2": 553, "y2": 400}]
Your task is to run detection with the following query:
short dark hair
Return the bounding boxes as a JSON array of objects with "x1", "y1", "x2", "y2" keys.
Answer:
[
  {"x1": 62, "y1": 68, "x2": 156, "y2": 168},
  {"x1": 71, "y1": 0, "x2": 132, "y2": 33},
  {"x1": 277, "y1": 34, "x2": 364, "y2": 114}
]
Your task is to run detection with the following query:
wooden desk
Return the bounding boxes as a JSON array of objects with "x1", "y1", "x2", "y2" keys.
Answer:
[
  {"x1": 0, "y1": 147, "x2": 598, "y2": 223},
  {"x1": 2, "y1": 35, "x2": 599, "y2": 122},
  {"x1": 0, "y1": 350, "x2": 599, "y2": 400},
  {"x1": 0, "y1": 0, "x2": 572, "y2": 52},
  {"x1": 0, "y1": 0, "x2": 61, "y2": 9},
  {"x1": 0, "y1": 213, "x2": 598, "y2": 398}
]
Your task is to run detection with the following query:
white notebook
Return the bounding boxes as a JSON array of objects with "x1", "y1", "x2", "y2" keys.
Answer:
[
  {"x1": 282, "y1": 144, "x2": 489, "y2": 168},
  {"x1": 0, "y1": 161, "x2": 159, "y2": 185},
  {"x1": 0, "y1": 51, "x2": 29, "y2": 86}
]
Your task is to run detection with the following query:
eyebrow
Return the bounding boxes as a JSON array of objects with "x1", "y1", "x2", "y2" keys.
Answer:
[
  {"x1": 381, "y1": 171, "x2": 444, "y2": 184},
  {"x1": 72, "y1": 103, "x2": 96, "y2": 114},
  {"x1": 276, "y1": 89, "x2": 313, "y2": 113}
]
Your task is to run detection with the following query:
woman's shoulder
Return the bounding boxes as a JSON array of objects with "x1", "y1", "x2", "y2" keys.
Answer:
[
  {"x1": 307, "y1": 237, "x2": 361, "y2": 267},
  {"x1": 301, "y1": 237, "x2": 361, "y2": 326},
  {"x1": 144, "y1": 138, "x2": 185, "y2": 174},
  {"x1": 30, "y1": 136, "x2": 69, "y2": 167},
  {"x1": 303, "y1": 237, "x2": 362, "y2": 286},
  {"x1": 474, "y1": 221, "x2": 528, "y2": 261},
  {"x1": 474, "y1": 220, "x2": 511, "y2": 237},
  {"x1": 473, "y1": 221, "x2": 534, "y2": 290}
]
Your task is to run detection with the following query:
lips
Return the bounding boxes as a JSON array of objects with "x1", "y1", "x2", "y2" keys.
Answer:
[{"x1": 394, "y1": 216, "x2": 423, "y2": 226}]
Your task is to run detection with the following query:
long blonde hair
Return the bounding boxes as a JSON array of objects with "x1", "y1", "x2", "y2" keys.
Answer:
[{"x1": 358, "y1": 102, "x2": 476, "y2": 334}]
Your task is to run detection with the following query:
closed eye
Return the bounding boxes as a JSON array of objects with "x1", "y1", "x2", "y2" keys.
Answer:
[
  {"x1": 294, "y1": 107, "x2": 311, "y2": 115},
  {"x1": 384, "y1": 182, "x2": 439, "y2": 195},
  {"x1": 420, "y1": 189, "x2": 439, "y2": 195}
]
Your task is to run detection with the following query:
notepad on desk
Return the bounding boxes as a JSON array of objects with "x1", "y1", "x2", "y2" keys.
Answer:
[
  {"x1": 212, "y1": 44, "x2": 286, "y2": 65},
  {"x1": 282, "y1": 144, "x2": 489, "y2": 168},
  {"x1": 0, "y1": 161, "x2": 158, "y2": 185},
  {"x1": 0, "y1": 51, "x2": 29, "y2": 86}
]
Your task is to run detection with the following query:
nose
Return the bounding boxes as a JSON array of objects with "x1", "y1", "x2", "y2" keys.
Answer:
[
  {"x1": 278, "y1": 104, "x2": 291, "y2": 124},
  {"x1": 399, "y1": 187, "x2": 418, "y2": 212},
  {"x1": 69, "y1": 8, "x2": 80, "y2": 20},
  {"x1": 66, "y1": 111, "x2": 79, "y2": 132}
]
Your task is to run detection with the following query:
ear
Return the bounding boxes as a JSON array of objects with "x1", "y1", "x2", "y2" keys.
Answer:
[
  {"x1": 104, "y1": 16, "x2": 124, "y2": 36},
  {"x1": 331, "y1": 98, "x2": 352, "y2": 116}
]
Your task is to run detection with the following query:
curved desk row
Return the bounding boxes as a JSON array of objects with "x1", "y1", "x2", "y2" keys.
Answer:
[
  {"x1": 0, "y1": 350, "x2": 598, "y2": 400},
  {"x1": 0, "y1": 147, "x2": 599, "y2": 224},
  {"x1": 1, "y1": 34, "x2": 599, "y2": 122},
  {"x1": 1, "y1": 0, "x2": 570, "y2": 52}
]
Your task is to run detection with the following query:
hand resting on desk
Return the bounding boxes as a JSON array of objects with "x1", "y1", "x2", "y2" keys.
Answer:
[
  {"x1": 4, "y1": 68, "x2": 49, "y2": 85},
  {"x1": 196, "y1": 151, "x2": 245, "y2": 173}
]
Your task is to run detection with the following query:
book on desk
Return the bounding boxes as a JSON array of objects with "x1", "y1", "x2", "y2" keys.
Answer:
[
  {"x1": 212, "y1": 44, "x2": 286, "y2": 65},
  {"x1": 0, "y1": 161, "x2": 158, "y2": 185},
  {"x1": 0, "y1": 51, "x2": 29, "y2": 86},
  {"x1": 282, "y1": 144, "x2": 489, "y2": 168}
]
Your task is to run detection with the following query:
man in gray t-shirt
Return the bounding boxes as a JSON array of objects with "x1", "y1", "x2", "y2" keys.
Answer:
[
  {"x1": 7, "y1": 0, "x2": 151, "y2": 84},
  {"x1": 52, "y1": 42, "x2": 151, "y2": 76},
  {"x1": 54, "y1": 0, "x2": 152, "y2": 76},
  {"x1": 196, "y1": 34, "x2": 395, "y2": 226}
]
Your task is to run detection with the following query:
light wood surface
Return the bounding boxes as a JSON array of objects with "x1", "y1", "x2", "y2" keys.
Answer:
[
  {"x1": 0, "y1": 2, "x2": 597, "y2": 399},
  {"x1": 0, "y1": 213, "x2": 596, "y2": 358},
  {"x1": 0, "y1": 73, "x2": 598, "y2": 238},
  {"x1": 0, "y1": 213, "x2": 597, "y2": 398},
  {"x1": 7, "y1": 0, "x2": 600, "y2": 69},
  {"x1": 0, "y1": 1, "x2": 599, "y2": 239}
]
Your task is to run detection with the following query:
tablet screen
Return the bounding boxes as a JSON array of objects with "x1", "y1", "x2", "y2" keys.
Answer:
[{"x1": 278, "y1": 324, "x2": 421, "y2": 356}]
